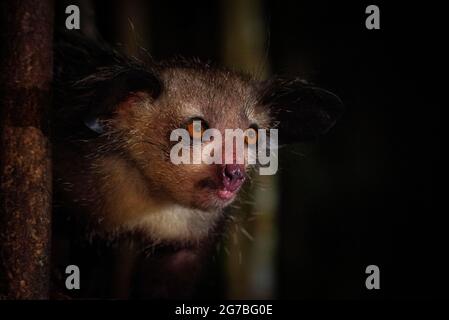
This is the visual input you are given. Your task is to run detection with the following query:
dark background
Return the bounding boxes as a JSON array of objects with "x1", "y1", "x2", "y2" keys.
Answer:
[{"x1": 54, "y1": 0, "x2": 444, "y2": 299}]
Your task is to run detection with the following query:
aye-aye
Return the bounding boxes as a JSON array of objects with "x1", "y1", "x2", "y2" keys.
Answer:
[{"x1": 51, "y1": 33, "x2": 343, "y2": 298}]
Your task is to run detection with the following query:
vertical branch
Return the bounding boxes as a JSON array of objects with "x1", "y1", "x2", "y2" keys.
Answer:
[
  {"x1": 0, "y1": 0, "x2": 54, "y2": 299},
  {"x1": 221, "y1": 0, "x2": 270, "y2": 77},
  {"x1": 221, "y1": 0, "x2": 277, "y2": 299}
]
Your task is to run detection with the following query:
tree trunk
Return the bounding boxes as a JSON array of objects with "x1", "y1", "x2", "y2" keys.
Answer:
[{"x1": 0, "y1": 0, "x2": 54, "y2": 299}]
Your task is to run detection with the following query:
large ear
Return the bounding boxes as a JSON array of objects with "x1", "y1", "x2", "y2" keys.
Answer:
[
  {"x1": 258, "y1": 78, "x2": 344, "y2": 143},
  {"x1": 83, "y1": 67, "x2": 162, "y2": 134}
]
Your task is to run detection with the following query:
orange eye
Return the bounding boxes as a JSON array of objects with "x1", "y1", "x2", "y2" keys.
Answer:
[
  {"x1": 245, "y1": 126, "x2": 258, "y2": 145},
  {"x1": 187, "y1": 118, "x2": 207, "y2": 138}
]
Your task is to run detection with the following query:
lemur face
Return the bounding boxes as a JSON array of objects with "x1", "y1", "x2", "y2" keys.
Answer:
[
  {"x1": 111, "y1": 67, "x2": 272, "y2": 212},
  {"x1": 54, "y1": 35, "x2": 343, "y2": 242}
]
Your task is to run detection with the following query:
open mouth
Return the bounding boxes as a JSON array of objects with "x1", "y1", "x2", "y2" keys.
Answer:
[{"x1": 217, "y1": 188, "x2": 238, "y2": 200}]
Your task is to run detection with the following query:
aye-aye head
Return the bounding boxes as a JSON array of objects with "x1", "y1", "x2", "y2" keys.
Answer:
[{"x1": 55, "y1": 40, "x2": 343, "y2": 243}]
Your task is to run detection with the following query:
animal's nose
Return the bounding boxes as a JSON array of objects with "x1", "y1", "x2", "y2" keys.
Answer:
[
  {"x1": 223, "y1": 164, "x2": 246, "y2": 192},
  {"x1": 224, "y1": 164, "x2": 245, "y2": 181}
]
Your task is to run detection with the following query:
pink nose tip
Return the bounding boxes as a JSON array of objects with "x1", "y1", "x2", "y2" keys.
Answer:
[{"x1": 223, "y1": 164, "x2": 246, "y2": 192}]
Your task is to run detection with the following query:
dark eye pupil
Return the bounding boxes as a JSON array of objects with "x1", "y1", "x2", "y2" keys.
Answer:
[
  {"x1": 194, "y1": 123, "x2": 202, "y2": 132},
  {"x1": 190, "y1": 117, "x2": 209, "y2": 130},
  {"x1": 249, "y1": 124, "x2": 259, "y2": 132}
]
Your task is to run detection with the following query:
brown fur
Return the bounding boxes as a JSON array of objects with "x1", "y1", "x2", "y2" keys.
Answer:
[
  {"x1": 54, "y1": 67, "x2": 270, "y2": 245},
  {"x1": 52, "y1": 34, "x2": 342, "y2": 298}
]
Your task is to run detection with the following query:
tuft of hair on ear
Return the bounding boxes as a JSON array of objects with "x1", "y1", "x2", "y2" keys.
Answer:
[
  {"x1": 53, "y1": 31, "x2": 163, "y2": 137},
  {"x1": 80, "y1": 66, "x2": 162, "y2": 134},
  {"x1": 258, "y1": 78, "x2": 344, "y2": 144}
]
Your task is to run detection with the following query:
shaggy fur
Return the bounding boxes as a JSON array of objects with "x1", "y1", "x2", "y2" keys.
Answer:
[{"x1": 51, "y1": 32, "x2": 343, "y2": 298}]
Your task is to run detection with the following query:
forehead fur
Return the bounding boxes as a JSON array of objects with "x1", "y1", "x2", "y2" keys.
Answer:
[{"x1": 158, "y1": 64, "x2": 270, "y2": 129}]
